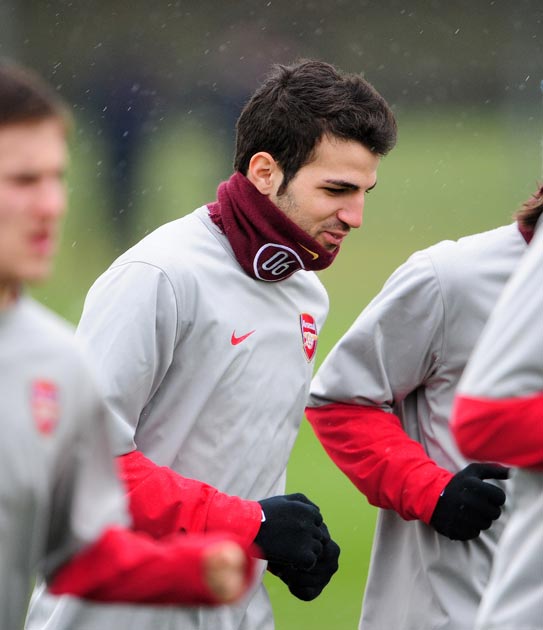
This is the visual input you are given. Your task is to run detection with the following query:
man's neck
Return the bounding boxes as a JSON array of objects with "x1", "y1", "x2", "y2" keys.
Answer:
[{"x1": 0, "y1": 283, "x2": 20, "y2": 310}]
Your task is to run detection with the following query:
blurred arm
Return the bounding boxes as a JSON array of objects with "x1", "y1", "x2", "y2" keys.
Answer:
[
  {"x1": 453, "y1": 222, "x2": 543, "y2": 468},
  {"x1": 452, "y1": 394, "x2": 543, "y2": 467},
  {"x1": 49, "y1": 527, "x2": 254, "y2": 605}
]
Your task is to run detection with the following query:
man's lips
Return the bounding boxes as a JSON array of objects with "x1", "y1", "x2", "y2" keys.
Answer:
[
  {"x1": 321, "y1": 230, "x2": 349, "y2": 247},
  {"x1": 28, "y1": 230, "x2": 56, "y2": 256}
]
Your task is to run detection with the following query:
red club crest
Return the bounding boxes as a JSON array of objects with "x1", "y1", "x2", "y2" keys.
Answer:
[
  {"x1": 300, "y1": 313, "x2": 318, "y2": 362},
  {"x1": 31, "y1": 380, "x2": 60, "y2": 435}
]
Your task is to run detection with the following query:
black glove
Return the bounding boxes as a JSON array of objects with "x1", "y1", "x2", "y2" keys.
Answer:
[
  {"x1": 254, "y1": 493, "x2": 328, "y2": 570},
  {"x1": 268, "y1": 525, "x2": 340, "y2": 601},
  {"x1": 430, "y1": 463, "x2": 509, "y2": 541}
]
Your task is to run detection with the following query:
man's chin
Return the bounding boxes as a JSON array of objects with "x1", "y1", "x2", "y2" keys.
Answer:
[{"x1": 25, "y1": 262, "x2": 54, "y2": 285}]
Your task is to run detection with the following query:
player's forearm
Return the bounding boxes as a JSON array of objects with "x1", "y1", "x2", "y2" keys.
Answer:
[
  {"x1": 48, "y1": 527, "x2": 252, "y2": 605},
  {"x1": 306, "y1": 403, "x2": 453, "y2": 523},
  {"x1": 118, "y1": 450, "x2": 262, "y2": 545},
  {"x1": 452, "y1": 393, "x2": 543, "y2": 468}
]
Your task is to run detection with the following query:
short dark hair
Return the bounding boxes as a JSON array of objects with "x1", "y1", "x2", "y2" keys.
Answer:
[
  {"x1": 0, "y1": 60, "x2": 71, "y2": 129},
  {"x1": 514, "y1": 184, "x2": 543, "y2": 230},
  {"x1": 234, "y1": 59, "x2": 397, "y2": 193}
]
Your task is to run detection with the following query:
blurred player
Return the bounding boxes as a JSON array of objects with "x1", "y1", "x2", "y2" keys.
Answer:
[
  {"x1": 305, "y1": 188, "x2": 543, "y2": 629},
  {"x1": 0, "y1": 60, "x2": 258, "y2": 629},
  {"x1": 28, "y1": 59, "x2": 397, "y2": 629},
  {"x1": 452, "y1": 197, "x2": 543, "y2": 630}
]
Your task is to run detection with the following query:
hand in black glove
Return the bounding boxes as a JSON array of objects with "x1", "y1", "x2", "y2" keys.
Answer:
[
  {"x1": 254, "y1": 493, "x2": 328, "y2": 570},
  {"x1": 268, "y1": 525, "x2": 340, "y2": 601},
  {"x1": 430, "y1": 463, "x2": 509, "y2": 541}
]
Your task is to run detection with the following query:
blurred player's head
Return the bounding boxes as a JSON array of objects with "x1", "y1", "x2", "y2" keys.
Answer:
[
  {"x1": 0, "y1": 61, "x2": 71, "y2": 130},
  {"x1": 234, "y1": 59, "x2": 396, "y2": 252},
  {"x1": 515, "y1": 184, "x2": 543, "y2": 231},
  {"x1": 0, "y1": 62, "x2": 70, "y2": 305}
]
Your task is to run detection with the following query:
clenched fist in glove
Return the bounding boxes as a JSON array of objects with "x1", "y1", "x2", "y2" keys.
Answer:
[
  {"x1": 268, "y1": 525, "x2": 340, "y2": 601},
  {"x1": 430, "y1": 463, "x2": 509, "y2": 541},
  {"x1": 254, "y1": 493, "x2": 329, "y2": 570}
]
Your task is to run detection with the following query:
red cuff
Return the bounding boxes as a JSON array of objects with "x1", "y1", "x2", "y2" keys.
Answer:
[
  {"x1": 306, "y1": 403, "x2": 453, "y2": 523},
  {"x1": 49, "y1": 527, "x2": 255, "y2": 605},
  {"x1": 452, "y1": 393, "x2": 543, "y2": 469},
  {"x1": 118, "y1": 450, "x2": 262, "y2": 546}
]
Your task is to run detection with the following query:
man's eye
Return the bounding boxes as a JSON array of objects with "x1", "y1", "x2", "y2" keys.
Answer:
[{"x1": 11, "y1": 175, "x2": 38, "y2": 186}]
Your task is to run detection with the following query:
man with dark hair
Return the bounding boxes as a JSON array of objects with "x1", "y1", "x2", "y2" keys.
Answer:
[
  {"x1": 29, "y1": 59, "x2": 397, "y2": 629},
  {"x1": 234, "y1": 60, "x2": 396, "y2": 192},
  {"x1": 0, "y1": 60, "x2": 261, "y2": 629},
  {"x1": 305, "y1": 190, "x2": 543, "y2": 629}
]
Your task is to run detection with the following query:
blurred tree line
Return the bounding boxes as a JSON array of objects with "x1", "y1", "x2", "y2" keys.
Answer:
[{"x1": 1, "y1": 0, "x2": 541, "y2": 248}]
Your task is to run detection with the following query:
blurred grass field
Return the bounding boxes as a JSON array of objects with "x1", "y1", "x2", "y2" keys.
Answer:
[{"x1": 33, "y1": 107, "x2": 540, "y2": 629}]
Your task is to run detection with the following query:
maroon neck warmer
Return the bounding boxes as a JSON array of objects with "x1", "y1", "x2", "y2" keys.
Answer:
[
  {"x1": 518, "y1": 222, "x2": 534, "y2": 244},
  {"x1": 208, "y1": 172, "x2": 338, "y2": 282}
]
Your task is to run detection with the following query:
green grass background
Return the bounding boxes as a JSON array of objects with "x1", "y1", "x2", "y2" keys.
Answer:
[{"x1": 33, "y1": 108, "x2": 540, "y2": 629}]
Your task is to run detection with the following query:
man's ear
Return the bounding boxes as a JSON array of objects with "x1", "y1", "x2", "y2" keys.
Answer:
[{"x1": 246, "y1": 152, "x2": 284, "y2": 196}]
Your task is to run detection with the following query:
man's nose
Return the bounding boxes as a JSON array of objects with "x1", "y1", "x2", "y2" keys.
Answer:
[
  {"x1": 337, "y1": 195, "x2": 364, "y2": 229},
  {"x1": 34, "y1": 180, "x2": 67, "y2": 219}
]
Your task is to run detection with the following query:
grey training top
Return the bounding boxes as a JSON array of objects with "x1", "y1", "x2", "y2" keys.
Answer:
[
  {"x1": 459, "y1": 220, "x2": 543, "y2": 630},
  {"x1": 0, "y1": 296, "x2": 127, "y2": 630},
  {"x1": 308, "y1": 223, "x2": 527, "y2": 630},
  {"x1": 29, "y1": 206, "x2": 329, "y2": 630}
]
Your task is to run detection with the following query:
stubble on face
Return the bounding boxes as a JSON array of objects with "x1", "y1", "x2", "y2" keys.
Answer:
[
  {"x1": 270, "y1": 135, "x2": 380, "y2": 253},
  {"x1": 274, "y1": 186, "x2": 350, "y2": 252}
]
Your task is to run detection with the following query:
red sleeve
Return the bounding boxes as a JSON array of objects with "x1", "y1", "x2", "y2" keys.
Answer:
[
  {"x1": 452, "y1": 393, "x2": 543, "y2": 469},
  {"x1": 49, "y1": 527, "x2": 255, "y2": 605},
  {"x1": 117, "y1": 450, "x2": 262, "y2": 547},
  {"x1": 305, "y1": 403, "x2": 453, "y2": 524}
]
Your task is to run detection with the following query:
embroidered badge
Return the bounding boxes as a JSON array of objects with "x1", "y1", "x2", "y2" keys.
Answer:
[
  {"x1": 253, "y1": 244, "x2": 305, "y2": 282},
  {"x1": 31, "y1": 380, "x2": 60, "y2": 435},
  {"x1": 300, "y1": 313, "x2": 318, "y2": 362}
]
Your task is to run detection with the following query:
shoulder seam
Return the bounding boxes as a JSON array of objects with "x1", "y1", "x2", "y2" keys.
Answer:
[
  {"x1": 419, "y1": 250, "x2": 446, "y2": 371},
  {"x1": 110, "y1": 260, "x2": 180, "y2": 345}
]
